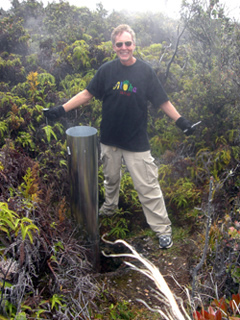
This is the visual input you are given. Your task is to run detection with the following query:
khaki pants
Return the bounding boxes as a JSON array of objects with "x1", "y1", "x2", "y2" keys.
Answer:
[{"x1": 100, "y1": 143, "x2": 171, "y2": 237}]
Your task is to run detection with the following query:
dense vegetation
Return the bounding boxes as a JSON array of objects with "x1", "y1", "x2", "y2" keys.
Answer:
[{"x1": 0, "y1": 0, "x2": 239, "y2": 319}]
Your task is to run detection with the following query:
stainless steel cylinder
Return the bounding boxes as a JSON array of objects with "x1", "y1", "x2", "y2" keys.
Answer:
[{"x1": 66, "y1": 126, "x2": 99, "y2": 269}]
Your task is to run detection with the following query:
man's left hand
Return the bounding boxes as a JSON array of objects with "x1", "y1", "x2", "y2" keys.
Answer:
[{"x1": 176, "y1": 117, "x2": 195, "y2": 136}]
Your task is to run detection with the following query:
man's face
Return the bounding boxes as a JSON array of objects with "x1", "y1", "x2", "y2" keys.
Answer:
[{"x1": 113, "y1": 31, "x2": 136, "y2": 66}]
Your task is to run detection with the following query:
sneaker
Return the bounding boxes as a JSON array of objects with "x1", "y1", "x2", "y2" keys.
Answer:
[
  {"x1": 99, "y1": 204, "x2": 117, "y2": 216},
  {"x1": 159, "y1": 235, "x2": 173, "y2": 249}
]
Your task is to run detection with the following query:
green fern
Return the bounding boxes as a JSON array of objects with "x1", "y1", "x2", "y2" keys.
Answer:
[
  {"x1": 0, "y1": 202, "x2": 39, "y2": 243},
  {"x1": 0, "y1": 120, "x2": 8, "y2": 140},
  {"x1": 42, "y1": 125, "x2": 57, "y2": 143},
  {"x1": 15, "y1": 132, "x2": 35, "y2": 150}
]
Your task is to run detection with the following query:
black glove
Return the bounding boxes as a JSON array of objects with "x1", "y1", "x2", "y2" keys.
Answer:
[
  {"x1": 44, "y1": 105, "x2": 66, "y2": 121},
  {"x1": 176, "y1": 117, "x2": 195, "y2": 136}
]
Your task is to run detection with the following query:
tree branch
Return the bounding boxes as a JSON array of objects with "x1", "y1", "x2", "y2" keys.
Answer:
[{"x1": 164, "y1": 24, "x2": 187, "y2": 83}]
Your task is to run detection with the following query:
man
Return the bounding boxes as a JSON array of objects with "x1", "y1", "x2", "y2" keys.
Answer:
[{"x1": 45, "y1": 24, "x2": 194, "y2": 249}]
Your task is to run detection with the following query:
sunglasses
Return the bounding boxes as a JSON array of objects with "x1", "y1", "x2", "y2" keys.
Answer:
[{"x1": 115, "y1": 41, "x2": 133, "y2": 48}]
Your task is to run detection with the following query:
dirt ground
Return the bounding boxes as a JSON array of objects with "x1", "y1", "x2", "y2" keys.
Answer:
[{"x1": 94, "y1": 211, "x2": 198, "y2": 318}]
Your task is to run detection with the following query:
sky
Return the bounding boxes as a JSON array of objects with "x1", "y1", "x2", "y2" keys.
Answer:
[{"x1": 1, "y1": 0, "x2": 239, "y2": 20}]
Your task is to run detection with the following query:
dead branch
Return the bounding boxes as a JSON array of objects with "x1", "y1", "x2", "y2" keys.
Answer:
[
  {"x1": 191, "y1": 176, "x2": 214, "y2": 302},
  {"x1": 102, "y1": 235, "x2": 191, "y2": 320},
  {"x1": 164, "y1": 24, "x2": 187, "y2": 83}
]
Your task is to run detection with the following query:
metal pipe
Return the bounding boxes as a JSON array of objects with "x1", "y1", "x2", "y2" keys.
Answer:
[{"x1": 66, "y1": 126, "x2": 99, "y2": 270}]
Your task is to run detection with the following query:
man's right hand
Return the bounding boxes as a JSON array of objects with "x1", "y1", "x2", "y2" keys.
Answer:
[{"x1": 44, "y1": 105, "x2": 66, "y2": 121}]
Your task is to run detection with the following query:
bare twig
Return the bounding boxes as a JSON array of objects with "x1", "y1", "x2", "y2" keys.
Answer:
[
  {"x1": 164, "y1": 24, "x2": 187, "y2": 83},
  {"x1": 0, "y1": 259, "x2": 14, "y2": 309},
  {"x1": 191, "y1": 176, "x2": 214, "y2": 301}
]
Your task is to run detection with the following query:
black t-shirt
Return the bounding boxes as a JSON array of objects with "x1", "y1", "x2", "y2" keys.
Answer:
[{"x1": 87, "y1": 59, "x2": 169, "y2": 152}]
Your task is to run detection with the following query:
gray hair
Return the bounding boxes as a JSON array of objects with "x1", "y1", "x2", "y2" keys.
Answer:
[{"x1": 111, "y1": 24, "x2": 136, "y2": 45}]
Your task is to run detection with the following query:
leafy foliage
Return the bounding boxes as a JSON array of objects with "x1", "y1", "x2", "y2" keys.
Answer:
[
  {"x1": 0, "y1": 0, "x2": 239, "y2": 318},
  {"x1": 193, "y1": 293, "x2": 240, "y2": 320}
]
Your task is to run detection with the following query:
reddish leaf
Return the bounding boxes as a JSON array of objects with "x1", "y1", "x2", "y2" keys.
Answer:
[
  {"x1": 212, "y1": 297, "x2": 228, "y2": 313},
  {"x1": 230, "y1": 293, "x2": 240, "y2": 314},
  {"x1": 208, "y1": 306, "x2": 216, "y2": 315},
  {"x1": 215, "y1": 310, "x2": 222, "y2": 320},
  {"x1": 202, "y1": 309, "x2": 216, "y2": 320},
  {"x1": 193, "y1": 311, "x2": 204, "y2": 320}
]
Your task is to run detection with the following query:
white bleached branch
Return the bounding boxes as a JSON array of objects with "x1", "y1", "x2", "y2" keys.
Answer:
[{"x1": 102, "y1": 235, "x2": 191, "y2": 320}]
